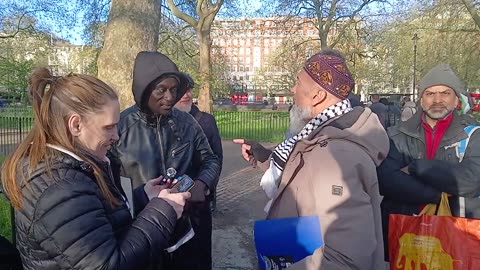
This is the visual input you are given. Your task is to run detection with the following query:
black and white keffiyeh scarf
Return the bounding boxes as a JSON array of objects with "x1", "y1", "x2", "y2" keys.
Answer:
[{"x1": 260, "y1": 99, "x2": 353, "y2": 211}]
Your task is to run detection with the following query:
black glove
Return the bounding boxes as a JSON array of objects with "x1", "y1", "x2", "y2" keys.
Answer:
[{"x1": 245, "y1": 140, "x2": 272, "y2": 163}]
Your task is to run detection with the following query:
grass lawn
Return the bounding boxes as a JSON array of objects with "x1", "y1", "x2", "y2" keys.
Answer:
[
  {"x1": 214, "y1": 111, "x2": 289, "y2": 143},
  {"x1": 0, "y1": 156, "x2": 12, "y2": 242}
]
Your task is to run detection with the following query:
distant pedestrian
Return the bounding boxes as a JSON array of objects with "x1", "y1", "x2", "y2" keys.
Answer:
[
  {"x1": 369, "y1": 94, "x2": 388, "y2": 128},
  {"x1": 401, "y1": 97, "x2": 417, "y2": 121}
]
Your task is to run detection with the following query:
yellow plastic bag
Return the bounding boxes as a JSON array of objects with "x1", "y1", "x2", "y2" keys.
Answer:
[{"x1": 419, "y1": 192, "x2": 452, "y2": 216}]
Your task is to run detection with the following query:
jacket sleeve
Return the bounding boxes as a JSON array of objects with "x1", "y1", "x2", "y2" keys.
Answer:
[
  {"x1": 377, "y1": 139, "x2": 442, "y2": 204},
  {"x1": 192, "y1": 121, "x2": 221, "y2": 191},
  {"x1": 409, "y1": 131, "x2": 480, "y2": 197},
  {"x1": 288, "y1": 144, "x2": 380, "y2": 270},
  {"x1": 33, "y1": 175, "x2": 177, "y2": 270}
]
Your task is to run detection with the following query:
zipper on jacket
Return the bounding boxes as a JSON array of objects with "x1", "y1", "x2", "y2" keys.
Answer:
[
  {"x1": 172, "y1": 143, "x2": 189, "y2": 158},
  {"x1": 157, "y1": 116, "x2": 166, "y2": 175}
]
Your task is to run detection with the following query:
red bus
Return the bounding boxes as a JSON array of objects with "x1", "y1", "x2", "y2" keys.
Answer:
[{"x1": 231, "y1": 93, "x2": 248, "y2": 105}]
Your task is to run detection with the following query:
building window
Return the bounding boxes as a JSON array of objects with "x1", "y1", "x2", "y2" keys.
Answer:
[
  {"x1": 239, "y1": 65, "x2": 244, "y2": 72},
  {"x1": 245, "y1": 66, "x2": 250, "y2": 72}
]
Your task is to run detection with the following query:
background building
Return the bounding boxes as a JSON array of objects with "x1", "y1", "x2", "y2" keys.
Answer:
[{"x1": 211, "y1": 17, "x2": 318, "y2": 103}]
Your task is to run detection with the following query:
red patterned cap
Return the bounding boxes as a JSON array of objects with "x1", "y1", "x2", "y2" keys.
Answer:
[{"x1": 303, "y1": 54, "x2": 355, "y2": 99}]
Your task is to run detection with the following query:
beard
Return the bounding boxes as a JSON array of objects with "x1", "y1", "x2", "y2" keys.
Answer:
[
  {"x1": 423, "y1": 104, "x2": 454, "y2": 120},
  {"x1": 175, "y1": 100, "x2": 193, "y2": 113},
  {"x1": 288, "y1": 105, "x2": 313, "y2": 136}
]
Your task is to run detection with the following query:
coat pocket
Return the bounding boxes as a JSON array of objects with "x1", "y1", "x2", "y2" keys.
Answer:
[{"x1": 171, "y1": 142, "x2": 190, "y2": 158}]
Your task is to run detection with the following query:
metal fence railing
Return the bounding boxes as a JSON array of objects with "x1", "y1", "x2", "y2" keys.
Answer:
[
  {"x1": 213, "y1": 111, "x2": 289, "y2": 143},
  {"x1": 0, "y1": 111, "x2": 289, "y2": 158},
  {"x1": 0, "y1": 116, "x2": 32, "y2": 157}
]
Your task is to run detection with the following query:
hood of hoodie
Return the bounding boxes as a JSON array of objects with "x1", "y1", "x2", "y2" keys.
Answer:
[
  {"x1": 132, "y1": 51, "x2": 189, "y2": 112},
  {"x1": 303, "y1": 107, "x2": 389, "y2": 166}
]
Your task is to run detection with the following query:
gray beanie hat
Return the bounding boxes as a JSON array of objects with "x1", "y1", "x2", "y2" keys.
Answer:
[{"x1": 418, "y1": 64, "x2": 465, "y2": 97}]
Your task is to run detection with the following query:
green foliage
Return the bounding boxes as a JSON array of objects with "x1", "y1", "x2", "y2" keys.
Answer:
[
  {"x1": 0, "y1": 156, "x2": 12, "y2": 242},
  {"x1": 360, "y1": 1, "x2": 480, "y2": 96},
  {"x1": 0, "y1": 196, "x2": 11, "y2": 242},
  {"x1": 0, "y1": 57, "x2": 35, "y2": 105}
]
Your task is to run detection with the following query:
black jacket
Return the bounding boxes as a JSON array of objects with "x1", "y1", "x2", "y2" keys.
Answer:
[
  {"x1": 15, "y1": 148, "x2": 177, "y2": 270},
  {"x1": 190, "y1": 105, "x2": 223, "y2": 171},
  {"x1": 113, "y1": 52, "x2": 220, "y2": 197},
  {"x1": 115, "y1": 107, "x2": 220, "y2": 193}
]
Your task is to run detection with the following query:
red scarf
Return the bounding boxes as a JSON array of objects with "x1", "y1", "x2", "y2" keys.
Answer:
[
  {"x1": 421, "y1": 112, "x2": 453, "y2": 159},
  {"x1": 419, "y1": 112, "x2": 453, "y2": 212}
]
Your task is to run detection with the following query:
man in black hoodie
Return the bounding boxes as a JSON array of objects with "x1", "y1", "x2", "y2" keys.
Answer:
[{"x1": 113, "y1": 51, "x2": 220, "y2": 269}]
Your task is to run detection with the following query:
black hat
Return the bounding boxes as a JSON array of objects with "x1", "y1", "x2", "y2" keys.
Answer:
[{"x1": 132, "y1": 51, "x2": 189, "y2": 110}]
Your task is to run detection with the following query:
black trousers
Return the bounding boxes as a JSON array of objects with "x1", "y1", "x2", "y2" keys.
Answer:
[{"x1": 164, "y1": 201, "x2": 212, "y2": 270}]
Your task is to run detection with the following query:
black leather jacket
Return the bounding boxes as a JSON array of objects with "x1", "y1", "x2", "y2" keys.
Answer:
[
  {"x1": 114, "y1": 105, "x2": 221, "y2": 192},
  {"x1": 15, "y1": 148, "x2": 177, "y2": 270}
]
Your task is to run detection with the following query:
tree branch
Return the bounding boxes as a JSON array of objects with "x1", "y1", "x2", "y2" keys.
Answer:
[
  {"x1": 462, "y1": 0, "x2": 480, "y2": 29},
  {"x1": 166, "y1": 0, "x2": 198, "y2": 27}
]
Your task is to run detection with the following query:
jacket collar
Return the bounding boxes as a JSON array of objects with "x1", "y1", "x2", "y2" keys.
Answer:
[
  {"x1": 189, "y1": 104, "x2": 200, "y2": 117},
  {"x1": 46, "y1": 144, "x2": 83, "y2": 161},
  {"x1": 398, "y1": 111, "x2": 468, "y2": 147},
  {"x1": 135, "y1": 105, "x2": 173, "y2": 127}
]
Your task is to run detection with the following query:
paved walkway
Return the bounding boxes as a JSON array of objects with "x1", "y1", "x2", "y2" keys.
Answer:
[{"x1": 212, "y1": 166, "x2": 267, "y2": 270}]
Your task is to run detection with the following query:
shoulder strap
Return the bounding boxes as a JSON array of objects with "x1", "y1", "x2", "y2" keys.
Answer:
[{"x1": 455, "y1": 125, "x2": 480, "y2": 162}]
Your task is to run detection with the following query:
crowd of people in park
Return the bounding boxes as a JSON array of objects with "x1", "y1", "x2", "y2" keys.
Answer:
[{"x1": 1, "y1": 48, "x2": 479, "y2": 270}]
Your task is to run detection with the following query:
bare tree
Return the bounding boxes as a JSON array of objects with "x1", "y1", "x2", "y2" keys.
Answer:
[
  {"x1": 97, "y1": 0, "x2": 161, "y2": 108},
  {"x1": 264, "y1": 0, "x2": 387, "y2": 49},
  {"x1": 166, "y1": 0, "x2": 224, "y2": 113},
  {"x1": 0, "y1": 1, "x2": 75, "y2": 39}
]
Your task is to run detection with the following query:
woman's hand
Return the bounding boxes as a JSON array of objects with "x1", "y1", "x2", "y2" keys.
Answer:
[
  {"x1": 144, "y1": 176, "x2": 172, "y2": 200},
  {"x1": 158, "y1": 190, "x2": 191, "y2": 219}
]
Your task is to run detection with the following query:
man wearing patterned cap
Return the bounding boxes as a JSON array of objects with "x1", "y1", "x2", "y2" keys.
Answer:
[
  {"x1": 377, "y1": 63, "x2": 480, "y2": 261},
  {"x1": 234, "y1": 49, "x2": 389, "y2": 269}
]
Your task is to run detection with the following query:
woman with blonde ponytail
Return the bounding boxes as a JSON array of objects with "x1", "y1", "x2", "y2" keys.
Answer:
[{"x1": 1, "y1": 68, "x2": 191, "y2": 270}]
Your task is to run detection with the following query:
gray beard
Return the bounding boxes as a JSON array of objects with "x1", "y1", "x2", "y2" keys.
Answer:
[
  {"x1": 288, "y1": 105, "x2": 312, "y2": 135},
  {"x1": 175, "y1": 101, "x2": 193, "y2": 113}
]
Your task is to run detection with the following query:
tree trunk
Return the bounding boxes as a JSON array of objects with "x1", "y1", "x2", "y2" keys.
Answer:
[
  {"x1": 197, "y1": 29, "x2": 213, "y2": 113},
  {"x1": 97, "y1": 0, "x2": 161, "y2": 109}
]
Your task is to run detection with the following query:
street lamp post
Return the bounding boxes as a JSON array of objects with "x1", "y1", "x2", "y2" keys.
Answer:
[{"x1": 412, "y1": 33, "x2": 420, "y2": 100}]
